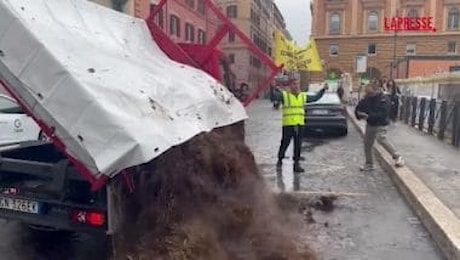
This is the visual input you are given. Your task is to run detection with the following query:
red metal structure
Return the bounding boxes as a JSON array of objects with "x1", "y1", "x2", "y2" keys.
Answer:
[
  {"x1": 147, "y1": 0, "x2": 282, "y2": 106},
  {"x1": 0, "y1": 1, "x2": 282, "y2": 191}
]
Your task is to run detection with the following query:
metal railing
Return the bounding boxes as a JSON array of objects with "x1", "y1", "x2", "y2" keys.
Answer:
[{"x1": 399, "y1": 96, "x2": 460, "y2": 147}]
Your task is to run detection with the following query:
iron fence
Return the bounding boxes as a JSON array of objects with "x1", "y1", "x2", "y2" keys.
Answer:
[{"x1": 399, "y1": 96, "x2": 460, "y2": 147}]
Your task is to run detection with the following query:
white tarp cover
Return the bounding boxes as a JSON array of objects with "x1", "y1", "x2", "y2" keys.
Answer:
[{"x1": 0, "y1": 0, "x2": 247, "y2": 180}]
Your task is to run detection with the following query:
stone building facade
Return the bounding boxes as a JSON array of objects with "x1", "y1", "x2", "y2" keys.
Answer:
[
  {"x1": 89, "y1": 0, "x2": 215, "y2": 44},
  {"x1": 310, "y1": 0, "x2": 460, "y2": 82},
  {"x1": 215, "y1": 0, "x2": 291, "y2": 90}
]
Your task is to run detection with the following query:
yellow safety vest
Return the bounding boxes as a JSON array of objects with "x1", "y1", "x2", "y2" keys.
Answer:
[{"x1": 281, "y1": 91, "x2": 306, "y2": 126}]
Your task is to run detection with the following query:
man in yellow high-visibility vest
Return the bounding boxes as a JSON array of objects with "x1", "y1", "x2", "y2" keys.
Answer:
[{"x1": 275, "y1": 79, "x2": 328, "y2": 172}]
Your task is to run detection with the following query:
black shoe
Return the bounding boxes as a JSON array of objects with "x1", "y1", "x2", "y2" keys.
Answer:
[
  {"x1": 294, "y1": 164, "x2": 305, "y2": 173},
  {"x1": 276, "y1": 160, "x2": 282, "y2": 169}
]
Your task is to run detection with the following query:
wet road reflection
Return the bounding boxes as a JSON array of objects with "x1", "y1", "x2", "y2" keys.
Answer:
[
  {"x1": 275, "y1": 133, "x2": 335, "y2": 193},
  {"x1": 0, "y1": 222, "x2": 110, "y2": 260}
]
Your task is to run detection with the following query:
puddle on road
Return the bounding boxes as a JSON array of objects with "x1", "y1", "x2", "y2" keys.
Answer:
[{"x1": 275, "y1": 169, "x2": 301, "y2": 192}]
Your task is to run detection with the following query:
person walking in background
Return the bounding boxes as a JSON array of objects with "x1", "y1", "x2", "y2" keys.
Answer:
[
  {"x1": 337, "y1": 83, "x2": 345, "y2": 102},
  {"x1": 386, "y1": 79, "x2": 401, "y2": 122},
  {"x1": 377, "y1": 79, "x2": 387, "y2": 94},
  {"x1": 355, "y1": 83, "x2": 405, "y2": 171},
  {"x1": 272, "y1": 85, "x2": 281, "y2": 110},
  {"x1": 274, "y1": 79, "x2": 328, "y2": 173}
]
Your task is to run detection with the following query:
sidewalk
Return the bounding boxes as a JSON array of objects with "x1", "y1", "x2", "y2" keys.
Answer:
[
  {"x1": 386, "y1": 123, "x2": 460, "y2": 218},
  {"x1": 346, "y1": 106, "x2": 460, "y2": 260}
]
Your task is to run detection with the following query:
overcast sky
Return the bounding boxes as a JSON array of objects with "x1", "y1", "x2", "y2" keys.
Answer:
[{"x1": 274, "y1": 0, "x2": 311, "y2": 45}]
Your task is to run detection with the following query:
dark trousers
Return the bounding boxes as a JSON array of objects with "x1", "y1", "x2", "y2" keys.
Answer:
[
  {"x1": 277, "y1": 125, "x2": 302, "y2": 163},
  {"x1": 389, "y1": 96, "x2": 399, "y2": 121}
]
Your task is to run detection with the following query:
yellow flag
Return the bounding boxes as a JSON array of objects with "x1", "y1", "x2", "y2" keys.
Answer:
[
  {"x1": 273, "y1": 30, "x2": 297, "y2": 71},
  {"x1": 274, "y1": 32, "x2": 323, "y2": 72},
  {"x1": 295, "y1": 38, "x2": 323, "y2": 72}
]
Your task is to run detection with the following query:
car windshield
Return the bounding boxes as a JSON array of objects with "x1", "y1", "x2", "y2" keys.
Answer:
[
  {"x1": 0, "y1": 96, "x2": 22, "y2": 113},
  {"x1": 306, "y1": 93, "x2": 341, "y2": 105}
]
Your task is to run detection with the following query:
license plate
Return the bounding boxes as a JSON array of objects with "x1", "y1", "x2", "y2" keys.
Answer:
[
  {"x1": 0, "y1": 197, "x2": 40, "y2": 214},
  {"x1": 312, "y1": 110, "x2": 328, "y2": 115}
]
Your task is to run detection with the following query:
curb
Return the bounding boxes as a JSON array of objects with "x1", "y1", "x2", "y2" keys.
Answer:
[{"x1": 346, "y1": 106, "x2": 460, "y2": 260}]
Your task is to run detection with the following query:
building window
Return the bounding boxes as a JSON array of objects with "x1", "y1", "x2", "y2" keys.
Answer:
[
  {"x1": 228, "y1": 54, "x2": 235, "y2": 64},
  {"x1": 448, "y1": 41, "x2": 457, "y2": 54},
  {"x1": 185, "y1": 0, "x2": 195, "y2": 9},
  {"x1": 185, "y1": 23, "x2": 195, "y2": 42},
  {"x1": 150, "y1": 4, "x2": 164, "y2": 29},
  {"x1": 329, "y1": 44, "x2": 339, "y2": 56},
  {"x1": 169, "y1": 15, "x2": 180, "y2": 38},
  {"x1": 329, "y1": 13, "x2": 341, "y2": 35},
  {"x1": 408, "y1": 9, "x2": 418, "y2": 18},
  {"x1": 228, "y1": 32, "x2": 235, "y2": 42},
  {"x1": 197, "y1": 0, "x2": 205, "y2": 15},
  {"x1": 250, "y1": 56, "x2": 261, "y2": 68},
  {"x1": 226, "y1": 5, "x2": 237, "y2": 18},
  {"x1": 368, "y1": 11, "x2": 378, "y2": 33},
  {"x1": 250, "y1": 8, "x2": 261, "y2": 26},
  {"x1": 448, "y1": 7, "x2": 460, "y2": 30},
  {"x1": 198, "y1": 29, "x2": 206, "y2": 44},
  {"x1": 368, "y1": 43, "x2": 376, "y2": 55},
  {"x1": 406, "y1": 43, "x2": 416, "y2": 55}
]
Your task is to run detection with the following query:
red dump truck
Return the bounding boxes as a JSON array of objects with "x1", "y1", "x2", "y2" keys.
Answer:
[{"x1": 0, "y1": 0, "x2": 279, "y2": 235}]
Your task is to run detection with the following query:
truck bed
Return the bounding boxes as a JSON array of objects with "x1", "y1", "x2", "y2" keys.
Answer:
[{"x1": 0, "y1": 142, "x2": 108, "y2": 232}]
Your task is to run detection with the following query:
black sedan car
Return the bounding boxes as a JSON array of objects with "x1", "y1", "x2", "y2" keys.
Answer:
[{"x1": 304, "y1": 92, "x2": 348, "y2": 136}]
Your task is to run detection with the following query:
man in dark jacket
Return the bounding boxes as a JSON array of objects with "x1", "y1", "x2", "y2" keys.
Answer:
[{"x1": 355, "y1": 83, "x2": 404, "y2": 171}]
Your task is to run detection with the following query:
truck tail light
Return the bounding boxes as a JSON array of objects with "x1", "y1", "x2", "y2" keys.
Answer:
[{"x1": 70, "y1": 209, "x2": 105, "y2": 227}]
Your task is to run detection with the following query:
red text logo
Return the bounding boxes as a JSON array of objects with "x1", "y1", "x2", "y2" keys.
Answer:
[{"x1": 384, "y1": 16, "x2": 436, "y2": 32}]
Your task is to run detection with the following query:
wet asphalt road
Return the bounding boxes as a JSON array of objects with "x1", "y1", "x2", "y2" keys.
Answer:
[
  {"x1": 0, "y1": 221, "x2": 110, "y2": 260},
  {"x1": 246, "y1": 100, "x2": 444, "y2": 260}
]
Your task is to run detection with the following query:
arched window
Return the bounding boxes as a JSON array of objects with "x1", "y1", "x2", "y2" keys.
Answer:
[
  {"x1": 368, "y1": 11, "x2": 379, "y2": 33},
  {"x1": 448, "y1": 7, "x2": 460, "y2": 30},
  {"x1": 329, "y1": 13, "x2": 341, "y2": 35},
  {"x1": 408, "y1": 9, "x2": 418, "y2": 18}
]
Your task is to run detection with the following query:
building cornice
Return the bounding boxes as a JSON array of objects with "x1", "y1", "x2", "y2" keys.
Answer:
[
  {"x1": 361, "y1": 0, "x2": 386, "y2": 9},
  {"x1": 400, "y1": 0, "x2": 426, "y2": 7},
  {"x1": 313, "y1": 31, "x2": 460, "y2": 40},
  {"x1": 324, "y1": 0, "x2": 348, "y2": 10},
  {"x1": 444, "y1": 0, "x2": 460, "y2": 6}
]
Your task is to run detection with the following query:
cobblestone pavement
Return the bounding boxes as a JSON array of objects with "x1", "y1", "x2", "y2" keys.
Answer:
[{"x1": 246, "y1": 100, "x2": 443, "y2": 260}]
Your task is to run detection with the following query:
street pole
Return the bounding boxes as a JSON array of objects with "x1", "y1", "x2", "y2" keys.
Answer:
[
  {"x1": 391, "y1": 9, "x2": 400, "y2": 79},
  {"x1": 391, "y1": 29, "x2": 397, "y2": 79}
]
